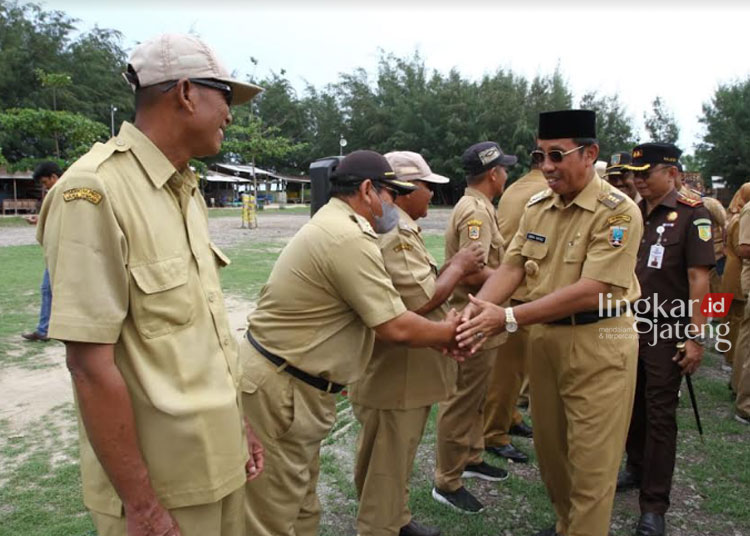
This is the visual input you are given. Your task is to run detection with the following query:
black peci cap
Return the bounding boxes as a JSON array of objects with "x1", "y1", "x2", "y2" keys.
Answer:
[
  {"x1": 625, "y1": 143, "x2": 682, "y2": 171},
  {"x1": 461, "y1": 141, "x2": 517, "y2": 178},
  {"x1": 538, "y1": 110, "x2": 596, "y2": 140},
  {"x1": 331, "y1": 150, "x2": 417, "y2": 194}
]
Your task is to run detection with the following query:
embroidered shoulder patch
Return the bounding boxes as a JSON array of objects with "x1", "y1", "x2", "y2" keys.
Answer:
[
  {"x1": 527, "y1": 189, "x2": 552, "y2": 207},
  {"x1": 597, "y1": 191, "x2": 625, "y2": 209},
  {"x1": 693, "y1": 218, "x2": 712, "y2": 226},
  {"x1": 393, "y1": 242, "x2": 413, "y2": 252},
  {"x1": 607, "y1": 214, "x2": 632, "y2": 226},
  {"x1": 467, "y1": 219, "x2": 482, "y2": 240},
  {"x1": 697, "y1": 225, "x2": 712, "y2": 242},
  {"x1": 677, "y1": 194, "x2": 703, "y2": 207},
  {"x1": 63, "y1": 188, "x2": 103, "y2": 205},
  {"x1": 608, "y1": 226, "x2": 628, "y2": 248}
]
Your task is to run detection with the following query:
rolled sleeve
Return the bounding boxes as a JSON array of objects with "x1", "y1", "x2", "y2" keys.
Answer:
[
  {"x1": 330, "y1": 235, "x2": 407, "y2": 328},
  {"x1": 581, "y1": 207, "x2": 643, "y2": 289},
  {"x1": 41, "y1": 176, "x2": 129, "y2": 343}
]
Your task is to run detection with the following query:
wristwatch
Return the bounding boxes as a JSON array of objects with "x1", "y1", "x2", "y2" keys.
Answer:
[{"x1": 505, "y1": 307, "x2": 518, "y2": 333}]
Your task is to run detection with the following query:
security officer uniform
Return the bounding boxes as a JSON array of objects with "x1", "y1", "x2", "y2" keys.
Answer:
[
  {"x1": 623, "y1": 144, "x2": 715, "y2": 523},
  {"x1": 37, "y1": 121, "x2": 247, "y2": 535},
  {"x1": 435, "y1": 186, "x2": 506, "y2": 492},
  {"x1": 349, "y1": 198, "x2": 456, "y2": 535},
  {"x1": 502, "y1": 110, "x2": 642, "y2": 536},
  {"x1": 483, "y1": 168, "x2": 547, "y2": 455},
  {"x1": 241, "y1": 151, "x2": 419, "y2": 536}
]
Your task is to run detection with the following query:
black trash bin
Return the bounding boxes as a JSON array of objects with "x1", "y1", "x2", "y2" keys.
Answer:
[{"x1": 309, "y1": 156, "x2": 343, "y2": 217}]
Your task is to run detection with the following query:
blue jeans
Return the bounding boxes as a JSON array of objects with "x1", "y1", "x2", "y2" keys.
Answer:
[{"x1": 36, "y1": 268, "x2": 51, "y2": 337}]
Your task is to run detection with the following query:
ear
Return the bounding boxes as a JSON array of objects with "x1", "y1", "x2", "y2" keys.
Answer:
[
  {"x1": 584, "y1": 143, "x2": 600, "y2": 165},
  {"x1": 175, "y1": 78, "x2": 197, "y2": 113}
]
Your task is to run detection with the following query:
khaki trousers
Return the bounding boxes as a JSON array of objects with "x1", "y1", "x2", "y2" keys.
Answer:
[
  {"x1": 723, "y1": 299, "x2": 745, "y2": 367},
  {"x1": 352, "y1": 404, "x2": 431, "y2": 536},
  {"x1": 241, "y1": 346, "x2": 337, "y2": 536},
  {"x1": 90, "y1": 486, "x2": 244, "y2": 536},
  {"x1": 484, "y1": 326, "x2": 529, "y2": 447},
  {"x1": 528, "y1": 317, "x2": 637, "y2": 536},
  {"x1": 735, "y1": 301, "x2": 750, "y2": 418},
  {"x1": 435, "y1": 347, "x2": 496, "y2": 492}
]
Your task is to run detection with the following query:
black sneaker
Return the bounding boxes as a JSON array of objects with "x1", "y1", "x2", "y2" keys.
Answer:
[
  {"x1": 486, "y1": 443, "x2": 529, "y2": 464},
  {"x1": 509, "y1": 420, "x2": 533, "y2": 438},
  {"x1": 461, "y1": 461, "x2": 509, "y2": 481},
  {"x1": 431, "y1": 486, "x2": 484, "y2": 514}
]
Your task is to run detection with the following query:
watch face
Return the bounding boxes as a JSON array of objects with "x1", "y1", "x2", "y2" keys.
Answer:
[{"x1": 506, "y1": 322, "x2": 518, "y2": 333}]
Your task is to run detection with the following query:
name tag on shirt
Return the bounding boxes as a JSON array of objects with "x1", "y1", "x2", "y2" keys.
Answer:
[{"x1": 648, "y1": 244, "x2": 665, "y2": 269}]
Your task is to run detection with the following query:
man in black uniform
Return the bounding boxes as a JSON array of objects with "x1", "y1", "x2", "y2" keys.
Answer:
[{"x1": 616, "y1": 143, "x2": 715, "y2": 536}]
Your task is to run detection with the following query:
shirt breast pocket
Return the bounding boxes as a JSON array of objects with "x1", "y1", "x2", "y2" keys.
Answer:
[
  {"x1": 129, "y1": 256, "x2": 195, "y2": 338},
  {"x1": 521, "y1": 240, "x2": 549, "y2": 261}
]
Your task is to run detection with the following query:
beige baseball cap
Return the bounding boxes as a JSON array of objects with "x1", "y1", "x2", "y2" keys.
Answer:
[
  {"x1": 124, "y1": 33, "x2": 263, "y2": 105},
  {"x1": 384, "y1": 151, "x2": 450, "y2": 184}
]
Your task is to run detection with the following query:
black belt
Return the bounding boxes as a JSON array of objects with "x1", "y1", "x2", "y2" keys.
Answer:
[
  {"x1": 548, "y1": 308, "x2": 627, "y2": 326},
  {"x1": 246, "y1": 331, "x2": 345, "y2": 394}
]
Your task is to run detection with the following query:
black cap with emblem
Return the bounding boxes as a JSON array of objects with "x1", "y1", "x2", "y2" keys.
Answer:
[
  {"x1": 605, "y1": 151, "x2": 633, "y2": 176},
  {"x1": 331, "y1": 150, "x2": 417, "y2": 194},
  {"x1": 461, "y1": 141, "x2": 517, "y2": 178},
  {"x1": 538, "y1": 109, "x2": 596, "y2": 140},
  {"x1": 625, "y1": 143, "x2": 682, "y2": 171}
]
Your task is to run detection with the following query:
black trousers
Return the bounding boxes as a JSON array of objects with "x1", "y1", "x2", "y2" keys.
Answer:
[{"x1": 625, "y1": 337, "x2": 683, "y2": 515}]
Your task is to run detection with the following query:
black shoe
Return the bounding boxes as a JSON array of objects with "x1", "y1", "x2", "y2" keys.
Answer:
[
  {"x1": 531, "y1": 527, "x2": 559, "y2": 536},
  {"x1": 635, "y1": 513, "x2": 665, "y2": 536},
  {"x1": 616, "y1": 468, "x2": 641, "y2": 492},
  {"x1": 22, "y1": 331, "x2": 50, "y2": 342},
  {"x1": 486, "y1": 444, "x2": 529, "y2": 464},
  {"x1": 509, "y1": 420, "x2": 533, "y2": 438},
  {"x1": 461, "y1": 461, "x2": 509, "y2": 481},
  {"x1": 399, "y1": 519, "x2": 441, "y2": 536},
  {"x1": 431, "y1": 486, "x2": 484, "y2": 514}
]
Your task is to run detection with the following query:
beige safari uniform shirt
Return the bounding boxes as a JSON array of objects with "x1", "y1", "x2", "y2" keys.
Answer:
[
  {"x1": 504, "y1": 173, "x2": 642, "y2": 304},
  {"x1": 246, "y1": 197, "x2": 407, "y2": 386},
  {"x1": 349, "y1": 206, "x2": 457, "y2": 409},
  {"x1": 721, "y1": 214, "x2": 744, "y2": 299},
  {"x1": 36, "y1": 122, "x2": 246, "y2": 515},
  {"x1": 445, "y1": 187, "x2": 506, "y2": 349},
  {"x1": 496, "y1": 169, "x2": 548, "y2": 302},
  {"x1": 738, "y1": 203, "x2": 750, "y2": 296}
]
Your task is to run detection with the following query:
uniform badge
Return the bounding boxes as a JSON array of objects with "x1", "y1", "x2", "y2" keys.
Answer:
[
  {"x1": 693, "y1": 218, "x2": 712, "y2": 226},
  {"x1": 62, "y1": 188, "x2": 103, "y2": 205},
  {"x1": 667, "y1": 211, "x2": 678, "y2": 222},
  {"x1": 467, "y1": 219, "x2": 483, "y2": 240},
  {"x1": 697, "y1": 225, "x2": 712, "y2": 242},
  {"x1": 526, "y1": 232, "x2": 546, "y2": 243},
  {"x1": 393, "y1": 242, "x2": 413, "y2": 252},
  {"x1": 524, "y1": 260, "x2": 539, "y2": 276},
  {"x1": 607, "y1": 214, "x2": 632, "y2": 225},
  {"x1": 608, "y1": 226, "x2": 627, "y2": 248}
]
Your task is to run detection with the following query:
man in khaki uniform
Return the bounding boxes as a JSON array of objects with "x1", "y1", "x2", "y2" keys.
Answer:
[
  {"x1": 733, "y1": 200, "x2": 750, "y2": 424},
  {"x1": 350, "y1": 151, "x2": 483, "y2": 536},
  {"x1": 604, "y1": 151, "x2": 641, "y2": 203},
  {"x1": 457, "y1": 110, "x2": 642, "y2": 536},
  {"x1": 432, "y1": 141, "x2": 517, "y2": 514},
  {"x1": 483, "y1": 160, "x2": 547, "y2": 464},
  {"x1": 36, "y1": 34, "x2": 264, "y2": 536},
  {"x1": 242, "y1": 150, "x2": 466, "y2": 536}
]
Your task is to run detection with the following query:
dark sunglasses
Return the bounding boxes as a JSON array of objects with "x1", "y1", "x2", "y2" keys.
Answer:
[
  {"x1": 162, "y1": 78, "x2": 233, "y2": 106},
  {"x1": 530, "y1": 145, "x2": 584, "y2": 165}
]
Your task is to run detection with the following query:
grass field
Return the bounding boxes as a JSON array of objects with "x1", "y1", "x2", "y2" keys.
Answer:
[{"x1": 1, "y1": 228, "x2": 748, "y2": 536}]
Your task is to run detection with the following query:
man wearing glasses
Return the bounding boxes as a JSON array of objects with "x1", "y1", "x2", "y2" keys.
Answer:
[
  {"x1": 454, "y1": 110, "x2": 643, "y2": 536},
  {"x1": 616, "y1": 143, "x2": 714, "y2": 536},
  {"x1": 36, "y1": 34, "x2": 263, "y2": 536}
]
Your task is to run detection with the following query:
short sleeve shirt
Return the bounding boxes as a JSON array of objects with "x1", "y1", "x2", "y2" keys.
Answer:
[
  {"x1": 720, "y1": 214, "x2": 743, "y2": 299},
  {"x1": 445, "y1": 187, "x2": 506, "y2": 349},
  {"x1": 247, "y1": 197, "x2": 407, "y2": 385},
  {"x1": 349, "y1": 206, "x2": 457, "y2": 409},
  {"x1": 635, "y1": 189, "x2": 716, "y2": 324},
  {"x1": 504, "y1": 173, "x2": 643, "y2": 304},
  {"x1": 36, "y1": 122, "x2": 246, "y2": 514},
  {"x1": 738, "y1": 202, "x2": 750, "y2": 295}
]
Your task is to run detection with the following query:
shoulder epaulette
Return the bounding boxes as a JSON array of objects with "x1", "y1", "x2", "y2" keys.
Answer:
[
  {"x1": 350, "y1": 214, "x2": 378, "y2": 239},
  {"x1": 527, "y1": 189, "x2": 553, "y2": 207},
  {"x1": 677, "y1": 193, "x2": 703, "y2": 207},
  {"x1": 597, "y1": 191, "x2": 626, "y2": 209}
]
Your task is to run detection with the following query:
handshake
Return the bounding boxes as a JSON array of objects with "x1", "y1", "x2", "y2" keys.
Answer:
[{"x1": 439, "y1": 294, "x2": 508, "y2": 362}]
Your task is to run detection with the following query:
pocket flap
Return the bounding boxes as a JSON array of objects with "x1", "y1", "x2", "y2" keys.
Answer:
[
  {"x1": 130, "y1": 257, "x2": 188, "y2": 294},
  {"x1": 240, "y1": 375, "x2": 259, "y2": 394},
  {"x1": 210, "y1": 242, "x2": 231, "y2": 268},
  {"x1": 521, "y1": 240, "x2": 549, "y2": 260}
]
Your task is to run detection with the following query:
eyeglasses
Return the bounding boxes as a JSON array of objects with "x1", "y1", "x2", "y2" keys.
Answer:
[
  {"x1": 530, "y1": 145, "x2": 584, "y2": 165},
  {"x1": 161, "y1": 78, "x2": 233, "y2": 106}
]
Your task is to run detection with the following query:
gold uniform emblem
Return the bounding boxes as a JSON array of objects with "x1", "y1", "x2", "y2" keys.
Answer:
[
  {"x1": 697, "y1": 225, "x2": 712, "y2": 242},
  {"x1": 467, "y1": 219, "x2": 482, "y2": 240},
  {"x1": 393, "y1": 243, "x2": 413, "y2": 252},
  {"x1": 63, "y1": 188, "x2": 103, "y2": 205},
  {"x1": 667, "y1": 211, "x2": 678, "y2": 222}
]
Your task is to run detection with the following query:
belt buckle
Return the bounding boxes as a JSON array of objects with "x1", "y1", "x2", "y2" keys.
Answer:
[{"x1": 325, "y1": 381, "x2": 334, "y2": 393}]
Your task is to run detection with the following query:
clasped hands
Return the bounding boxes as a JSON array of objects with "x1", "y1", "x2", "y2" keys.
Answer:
[{"x1": 441, "y1": 294, "x2": 506, "y2": 360}]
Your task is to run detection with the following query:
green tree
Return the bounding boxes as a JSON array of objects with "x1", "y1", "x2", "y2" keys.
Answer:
[
  {"x1": 579, "y1": 92, "x2": 636, "y2": 161},
  {"x1": 696, "y1": 78, "x2": 750, "y2": 190},
  {"x1": 0, "y1": 108, "x2": 108, "y2": 170},
  {"x1": 644, "y1": 96, "x2": 680, "y2": 144}
]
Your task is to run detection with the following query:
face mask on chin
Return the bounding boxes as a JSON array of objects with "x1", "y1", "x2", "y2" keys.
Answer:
[{"x1": 369, "y1": 187, "x2": 400, "y2": 234}]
